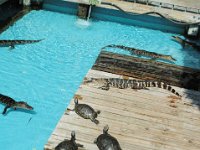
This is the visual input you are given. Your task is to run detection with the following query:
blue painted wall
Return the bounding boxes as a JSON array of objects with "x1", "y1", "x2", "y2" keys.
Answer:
[
  {"x1": 43, "y1": 0, "x2": 186, "y2": 34},
  {"x1": 43, "y1": 0, "x2": 78, "y2": 15}
]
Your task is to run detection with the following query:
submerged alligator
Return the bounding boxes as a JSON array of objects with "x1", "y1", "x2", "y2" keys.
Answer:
[
  {"x1": 0, "y1": 94, "x2": 33, "y2": 115},
  {"x1": 102, "y1": 44, "x2": 176, "y2": 62},
  {"x1": 172, "y1": 36, "x2": 200, "y2": 50},
  {"x1": 84, "y1": 78, "x2": 181, "y2": 97},
  {"x1": 0, "y1": 39, "x2": 43, "y2": 49}
]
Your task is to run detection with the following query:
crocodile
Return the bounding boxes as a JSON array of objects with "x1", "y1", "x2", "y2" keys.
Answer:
[
  {"x1": 84, "y1": 78, "x2": 181, "y2": 97},
  {"x1": 102, "y1": 44, "x2": 176, "y2": 61},
  {"x1": 0, "y1": 39, "x2": 43, "y2": 49},
  {"x1": 172, "y1": 36, "x2": 200, "y2": 50},
  {"x1": 0, "y1": 94, "x2": 33, "y2": 115}
]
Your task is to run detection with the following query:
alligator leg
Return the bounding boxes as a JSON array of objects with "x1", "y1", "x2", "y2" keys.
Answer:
[
  {"x1": 98, "y1": 82, "x2": 110, "y2": 90},
  {"x1": 9, "y1": 44, "x2": 15, "y2": 49},
  {"x1": 2, "y1": 106, "x2": 10, "y2": 115},
  {"x1": 150, "y1": 58, "x2": 157, "y2": 61},
  {"x1": 67, "y1": 108, "x2": 75, "y2": 111}
]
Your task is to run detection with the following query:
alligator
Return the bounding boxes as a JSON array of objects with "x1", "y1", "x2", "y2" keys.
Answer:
[
  {"x1": 0, "y1": 39, "x2": 43, "y2": 49},
  {"x1": 84, "y1": 78, "x2": 181, "y2": 97},
  {"x1": 102, "y1": 44, "x2": 176, "y2": 62},
  {"x1": 172, "y1": 36, "x2": 200, "y2": 50},
  {"x1": 0, "y1": 94, "x2": 33, "y2": 115}
]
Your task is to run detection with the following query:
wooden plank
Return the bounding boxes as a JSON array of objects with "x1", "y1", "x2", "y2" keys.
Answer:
[
  {"x1": 66, "y1": 99, "x2": 200, "y2": 136},
  {"x1": 58, "y1": 115, "x2": 200, "y2": 146},
  {"x1": 78, "y1": 84, "x2": 200, "y2": 115},
  {"x1": 54, "y1": 118, "x2": 200, "y2": 149}
]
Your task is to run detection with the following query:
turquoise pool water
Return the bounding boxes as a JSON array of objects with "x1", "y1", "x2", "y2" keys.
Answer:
[{"x1": 0, "y1": 10, "x2": 199, "y2": 150}]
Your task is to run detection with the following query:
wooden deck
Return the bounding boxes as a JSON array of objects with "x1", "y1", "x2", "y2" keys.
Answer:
[{"x1": 45, "y1": 69, "x2": 200, "y2": 150}]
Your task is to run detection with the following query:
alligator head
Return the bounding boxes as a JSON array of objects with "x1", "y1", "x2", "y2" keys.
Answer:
[
  {"x1": 171, "y1": 35, "x2": 177, "y2": 39},
  {"x1": 14, "y1": 101, "x2": 33, "y2": 110},
  {"x1": 165, "y1": 55, "x2": 176, "y2": 61},
  {"x1": 171, "y1": 36, "x2": 183, "y2": 43}
]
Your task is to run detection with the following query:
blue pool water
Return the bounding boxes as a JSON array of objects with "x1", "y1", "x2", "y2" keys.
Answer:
[{"x1": 0, "y1": 10, "x2": 200, "y2": 150}]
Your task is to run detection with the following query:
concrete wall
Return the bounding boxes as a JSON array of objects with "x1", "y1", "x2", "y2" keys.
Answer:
[
  {"x1": 43, "y1": 0, "x2": 78, "y2": 15},
  {"x1": 91, "y1": 6, "x2": 185, "y2": 34}
]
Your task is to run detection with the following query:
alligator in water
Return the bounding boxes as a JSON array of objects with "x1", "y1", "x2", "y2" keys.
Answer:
[
  {"x1": 0, "y1": 39, "x2": 43, "y2": 49},
  {"x1": 172, "y1": 36, "x2": 200, "y2": 51},
  {"x1": 0, "y1": 94, "x2": 33, "y2": 115},
  {"x1": 102, "y1": 44, "x2": 176, "y2": 62},
  {"x1": 84, "y1": 78, "x2": 181, "y2": 97}
]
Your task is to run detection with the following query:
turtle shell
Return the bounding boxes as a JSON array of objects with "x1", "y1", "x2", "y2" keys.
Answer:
[
  {"x1": 96, "y1": 134, "x2": 122, "y2": 150},
  {"x1": 55, "y1": 139, "x2": 78, "y2": 150},
  {"x1": 75, "y1": 103, "x2": 97, "y2": 119},
  {"x1": 95, "y1": 126, "x2": 122, "y2": 150}
]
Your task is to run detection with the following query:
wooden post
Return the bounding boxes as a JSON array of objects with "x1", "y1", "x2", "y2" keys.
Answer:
[{"x1": 77, "y1": 3, "x2": 91, "y2": 20}]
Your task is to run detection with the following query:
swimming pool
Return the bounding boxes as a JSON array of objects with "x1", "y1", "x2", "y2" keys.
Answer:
[{"x1": 0, "y1": 9, "x2": 199, "y2": 150}]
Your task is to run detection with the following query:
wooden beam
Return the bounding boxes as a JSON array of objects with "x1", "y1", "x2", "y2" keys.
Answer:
[{"x1": 92, "y1": 51, "x2": 200, "y2": 91}]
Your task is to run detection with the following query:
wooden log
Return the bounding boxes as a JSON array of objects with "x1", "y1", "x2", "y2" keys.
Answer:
[{"x1": 92, "y1": 51, "x2": 200, "y2": 91}]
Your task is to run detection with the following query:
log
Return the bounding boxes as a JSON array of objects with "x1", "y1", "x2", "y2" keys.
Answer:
[{"x1": 92, "y1": 51, "x2": 200, "y2": 91}]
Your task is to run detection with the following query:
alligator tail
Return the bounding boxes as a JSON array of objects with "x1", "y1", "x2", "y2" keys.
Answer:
[
  {"x1": 16, "y1": 39, "x2": 44, "y2": 44},
  {"x1": 150, "y1": 81, "x2": 181, "y2": 97}
]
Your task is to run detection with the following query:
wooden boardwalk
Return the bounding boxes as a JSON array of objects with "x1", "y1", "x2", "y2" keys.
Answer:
[{"x1": 45, "y1": 69, "x2": 200, "y2": 150}]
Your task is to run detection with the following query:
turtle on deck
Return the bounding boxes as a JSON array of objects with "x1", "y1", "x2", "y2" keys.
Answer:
[
  {"x1": 94, "y1": 125, "x2": 122, "y2": 150},
  {"x1": 70, "y1": 98, "x2": 101, "y2": 124},
  {"x1": 55, "y1": 131, "x2": 83, "y2": 150}
]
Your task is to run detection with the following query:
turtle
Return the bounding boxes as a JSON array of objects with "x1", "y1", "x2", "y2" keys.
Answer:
[
  {"x1": 55, "y1": 131, "x2": 83, "y2": 150},
  {"x1": 73, "y1": 98, "x2": 100, "y2": 124},
  {"x1": 94, "y1": 125, "x2": 122, "y2": 150}
]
